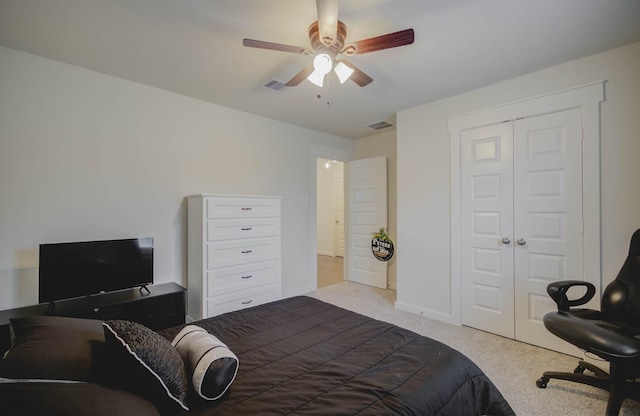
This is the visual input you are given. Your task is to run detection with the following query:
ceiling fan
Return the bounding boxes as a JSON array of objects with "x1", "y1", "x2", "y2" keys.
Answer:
[{"x1": 242, "y1": 0, "x2": 414, "y2": 88}]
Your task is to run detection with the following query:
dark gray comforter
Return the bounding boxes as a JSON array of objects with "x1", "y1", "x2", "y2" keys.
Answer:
[{"x1": 159, "y1": 296, "x2": 514, "y2": 416}]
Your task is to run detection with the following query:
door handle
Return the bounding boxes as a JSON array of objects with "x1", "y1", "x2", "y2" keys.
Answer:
[
  {"x1": 516, "y1": 238, "x2": 527, "y2": 246},
  {"x1": 501, "y1": 237, "x2": 511, "y2": 245}
]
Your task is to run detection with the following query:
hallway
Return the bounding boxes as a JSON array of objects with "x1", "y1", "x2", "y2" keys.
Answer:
[{"x1": 317, "y1": 255, "x2": 343, "y2": 288}]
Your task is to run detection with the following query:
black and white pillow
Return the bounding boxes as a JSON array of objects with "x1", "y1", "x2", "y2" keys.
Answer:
[
  {"x1": 103, "y1": 320, "x2": 189, "y2": 413},
  {"x1": 171, "y1": 325, "x2": 239, "y2": 400}
]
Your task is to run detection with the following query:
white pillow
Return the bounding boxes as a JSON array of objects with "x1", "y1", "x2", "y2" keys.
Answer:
[{"x1": 171, "y1": 325, "x2": 239, "y2": 400}]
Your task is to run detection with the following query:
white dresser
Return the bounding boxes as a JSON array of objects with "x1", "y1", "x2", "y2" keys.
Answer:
[{"x1": 186, "y1": 194, "x2": 281, "y2": 320}]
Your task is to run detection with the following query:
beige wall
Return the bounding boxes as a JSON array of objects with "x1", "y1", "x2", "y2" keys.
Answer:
[
  {"x1": 396, "y1": 41, "x2": 640, "y2": 321},
  {"x1": 0, "y1": 46, "x2": 354, "y2": 309},
  {"x1": 353, "y1": 130, "x2": 397, "y2": 290}
]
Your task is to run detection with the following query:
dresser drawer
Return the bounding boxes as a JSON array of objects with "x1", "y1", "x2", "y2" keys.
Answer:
[
  {"x1": 207, "y1": 284, "x2": 279, "y2": 317},
  {"x1": 206, "y1": 218, "x2": 279, "y2": 241},
  {"x1": 206, "y1": 237, "x2": 279, "y2": 268},
  {"x1": 207, "y1": 198, "x2": 279, "y2": 219},
  {"x1": 207, "y1": 262, "x2": 278, "y2": 296}
]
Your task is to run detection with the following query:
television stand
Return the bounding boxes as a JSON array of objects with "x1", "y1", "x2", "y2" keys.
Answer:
[{"x1": 0, "y1": 283, "x2": 186, "y2": 353}]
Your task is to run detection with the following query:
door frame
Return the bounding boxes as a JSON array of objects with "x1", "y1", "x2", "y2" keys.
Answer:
[
  {"x1": 334, "y1": 163, "x2": 345, "y2": 258},
  {"x1": 316, "y1": 158, "x2": 341, "y2": 257},
  {"x1": 447, "y1": 82, "x2": 604, "y2": 326}
]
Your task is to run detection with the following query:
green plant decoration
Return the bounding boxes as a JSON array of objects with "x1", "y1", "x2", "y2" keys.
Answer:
[{"x1": 371, "y1": 227, "x2": 390, "y2": 242}]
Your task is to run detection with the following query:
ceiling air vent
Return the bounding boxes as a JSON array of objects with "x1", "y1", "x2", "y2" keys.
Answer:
[
  {"x1": 263, "y1": 79, "x2": 286, "y2": 93},
  {"x1": 366, "y1": 120, "x2": 394, "y2": 130}
]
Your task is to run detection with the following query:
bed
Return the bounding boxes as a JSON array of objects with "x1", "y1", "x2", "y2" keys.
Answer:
[{"x1": 0, "y1": 296, "x2": 514, "y2": 415}]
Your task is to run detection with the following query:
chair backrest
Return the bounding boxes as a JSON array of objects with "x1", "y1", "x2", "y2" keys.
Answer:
[{"x1": 601, "y1": 228, "x2": 640, "y2": 328}]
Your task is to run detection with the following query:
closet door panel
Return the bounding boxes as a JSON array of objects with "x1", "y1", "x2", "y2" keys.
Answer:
[
  {"x1": 513, "y1": 108, "x2": 585, "y2": 355},
  {"x1": 461, "y1": 123, "x2": 515, "y2": 338}
]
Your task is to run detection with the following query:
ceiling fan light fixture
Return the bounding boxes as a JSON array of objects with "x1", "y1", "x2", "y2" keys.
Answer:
[
  {"x1": 334, "y1": 61, "x2": 354, "y2": 84},
  {"x1": 307, "y1": 70, "x2": 325, "y2": 87},
  {"x1": 313, "y1": 53, "x2": 332, "y2": 74},
  {"x1": 307, "y1": 53, "x2": 332, "y2": 87}
]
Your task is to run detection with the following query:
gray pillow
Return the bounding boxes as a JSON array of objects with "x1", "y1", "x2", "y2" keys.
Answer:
[
  {"x1": 171, "y1": 325, "x2": 238, "y2": 400},
  {"x1": 0, "y1": 380, "x2": 161, "y2": 416},
  {"x1": 103, "y1": 320, "x2": 189, "y2": 413},
  {"x1": 0, "y1": 316, "x2": 105, "y2": 382}
]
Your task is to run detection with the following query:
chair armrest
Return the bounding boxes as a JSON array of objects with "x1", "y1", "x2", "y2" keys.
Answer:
[{"x1": 547, "y1": 280, "x2": 596, "y2": 312}]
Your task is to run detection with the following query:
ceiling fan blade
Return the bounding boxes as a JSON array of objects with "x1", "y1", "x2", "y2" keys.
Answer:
[
  {"x1": 285, "y1": 64, "x2": 315, "y2": 86},
  {"x1": 243, "y1": 38, "x2": 311, "y2": 55},
  {"x1": 342, "y1": 28, "x2": 414, "y2": 55},
  {"x1": 316, "y1": 0, "x2": 339, "y2": 46},
  {"x1": 340, "y1": 60, "x2": 373, "y2": 87}
]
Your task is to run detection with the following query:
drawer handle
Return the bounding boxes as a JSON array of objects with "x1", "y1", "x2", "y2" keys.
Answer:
[
  {"x1": 241, "y1": 275, "x2": 252, "y2": 279},
  {"x1": 241, "y1": 299, "x2": 253, "y2": 305},
  {"x1": 241, "y1": 207, "x2": 252, "y2": 211},
  {"x1": 241, "y1": 227, "x2": 252, "y2": 231},
  {"x1": 241, "y1": 250, "x2": 252, "y2": 254}
]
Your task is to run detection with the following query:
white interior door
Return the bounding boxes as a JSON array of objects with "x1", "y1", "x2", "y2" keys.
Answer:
[
  {"x1": 347, "y1": 157, "x2": 387, "y2": 289},
  {"x1": 461, "y1": 123, "x2": 515, "y2": 338},
  {"x1": 513, "y1": 108, "x2": 586, "y2": 355}
]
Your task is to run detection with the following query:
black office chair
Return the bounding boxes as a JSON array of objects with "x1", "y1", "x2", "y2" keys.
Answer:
[{"x1": 537, "y1": 228, "x2": 640, "y2": 416}]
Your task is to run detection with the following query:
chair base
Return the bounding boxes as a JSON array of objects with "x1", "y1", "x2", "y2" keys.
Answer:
[{"x1": 537, "y1": 360, "x2": 640, "y2": 416}]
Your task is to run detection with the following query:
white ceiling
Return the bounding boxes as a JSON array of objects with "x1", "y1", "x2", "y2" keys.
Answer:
[{"x1": 1, "y1": 0, "x2": 640, "y2": 139}]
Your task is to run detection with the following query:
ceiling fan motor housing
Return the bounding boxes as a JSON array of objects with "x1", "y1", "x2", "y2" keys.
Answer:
[{"x1": 309, "y1": 20, "x2": 347, "y2": 54}]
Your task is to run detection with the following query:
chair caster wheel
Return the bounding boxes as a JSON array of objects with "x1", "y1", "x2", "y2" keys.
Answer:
[
  {"x1": 536, "y1": 377, "x2": 549, "y2": 388},
  {"x1": 573, "y1": 365, "x2": 585, "y2": 374}
]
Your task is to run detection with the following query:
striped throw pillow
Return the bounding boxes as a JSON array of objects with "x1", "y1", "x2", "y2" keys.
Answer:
[{"x1": 171, "y1": 325, "x2": 239, "y2": 400}]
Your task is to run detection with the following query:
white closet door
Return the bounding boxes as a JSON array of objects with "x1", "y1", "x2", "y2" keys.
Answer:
[
  {"x1": 461, "y1": 123, "x2": 515, "y2": 338},
  {"x1": 347, "y1": 157, "x2": 388, "y2": 289},
  {"x1": 513, "y1": 108, "x2": 585, "y2": 355}
]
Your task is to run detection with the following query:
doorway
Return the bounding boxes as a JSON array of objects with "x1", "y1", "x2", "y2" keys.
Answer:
[
  {"x1": 317, "y1": 158, "x2": 345, "y2": 288},
  {"x1": 315, "y1": 156, "x2": 389, "y2": 290}
]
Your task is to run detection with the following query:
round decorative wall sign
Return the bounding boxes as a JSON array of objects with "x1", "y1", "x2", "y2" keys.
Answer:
[{"x1": 371, "y1": 228, "x2": 394, "y2": 262}]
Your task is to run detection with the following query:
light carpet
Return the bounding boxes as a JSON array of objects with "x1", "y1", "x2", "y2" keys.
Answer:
[{"x1": 308, "y1": 281, "x2": 640, "y2": 416}]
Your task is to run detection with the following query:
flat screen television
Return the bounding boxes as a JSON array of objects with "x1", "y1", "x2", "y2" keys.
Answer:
[{"x1": 39, "y1": 237, "x2": 153, "y2": 303}]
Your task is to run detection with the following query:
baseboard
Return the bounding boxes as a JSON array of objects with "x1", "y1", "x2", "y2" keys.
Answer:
[
  {"x1": 316, "y1": 250, "x2": 334, "y2": 257},
  {"x1": 283, "y1": 284, "x2": 317, "y2": 299},
  {"x1": 394, "y1": 301, "x2": 460, "y2": 326}
]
